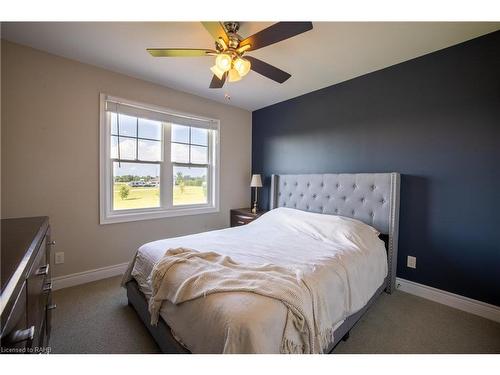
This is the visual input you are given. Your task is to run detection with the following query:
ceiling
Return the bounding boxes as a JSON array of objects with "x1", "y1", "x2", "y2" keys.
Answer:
[{"x1": 2, "y1": 22, "x2": 499, "y2": 111}]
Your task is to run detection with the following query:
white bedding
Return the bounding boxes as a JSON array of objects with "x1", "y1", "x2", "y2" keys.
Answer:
[{"x1": 128, "y1": 207, "x2": 388, "y2": 353}]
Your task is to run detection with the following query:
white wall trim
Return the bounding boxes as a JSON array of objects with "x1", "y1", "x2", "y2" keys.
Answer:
[
  {"x1": 396, "y1": 277, "x2": 500, "y2": 323},
  {"x1": 52, "y1": 262, "x2": 129, "y2": 291}
]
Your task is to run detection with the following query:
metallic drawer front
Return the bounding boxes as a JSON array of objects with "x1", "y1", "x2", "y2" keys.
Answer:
[
  {"x1": 26, "y1": 237, "x2": 48, "y2": 348},
  {"x1": 0, "y1": 282, "x2": 32, "y2": 350}
]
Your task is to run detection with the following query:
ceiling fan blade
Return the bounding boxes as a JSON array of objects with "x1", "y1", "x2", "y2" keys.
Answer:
[
  {"x1": 239, "y1": 22, "x2": 313, "y2": 52},
  {"x1": 246, "y1": 56, "x2": 291, "y2": 83},
  {"x1": 201, "y1": 22, "x2": 229, "y2": 44},
  {"x1": 147, "y1": 48, "x2": 216, "y2": 57},
  {"x1": 209, "y1": 72, "x2": 227, "y2": 89}
]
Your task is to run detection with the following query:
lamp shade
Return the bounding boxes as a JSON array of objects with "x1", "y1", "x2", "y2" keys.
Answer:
[
  {"x1": 215, "y1": 53, "x2": 232, "y2": 72},
  {"x1": 250, "y1": 174, "x2": 263, "y2": 187},
  {"x1": 227, "y1": 68, "x2": 241, "y2": 82},
  {"x1": 234, "y1": 57, "x2": 251, "y2": 77}
]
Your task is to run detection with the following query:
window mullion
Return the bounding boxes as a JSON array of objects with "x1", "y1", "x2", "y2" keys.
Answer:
[
  {"x1": 162, "y1": 123, "x2": 173, "y2": 209},
  {"x1": 106, "y1": 112, "x2": 114, "y2": 216},
  {"x1": 135, "y1": 117, "x2": 139, "y2": 161},
  {"x1": 188, "y1": 126, "x2": 192, "y2": 164},
  {"x1": 207, "y1": 129, "x2": 213, "y2": 205}
]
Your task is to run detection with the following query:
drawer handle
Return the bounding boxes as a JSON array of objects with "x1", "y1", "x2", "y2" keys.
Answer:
[
  {"x1": 48, "y1": 240, "x2": 56, "y2": 246},
  {"x1": 237, "y1": 215, "x2": 253, "y2": 220},
  {"x1": 6, "y1": 326, "x2": 35, "y2": 345},
  {"x1": 47, "y1": 304, "x2": 57, "y2": 310},
  {"x1": 36, "y1": 264, "x2": 50, "y2": 276},
  {"x1": 43, "y1": 282, "x2": 53, "y2": 292},
  {"x1": 237, "y1": 220, "x2": 245, "y2": 225}
]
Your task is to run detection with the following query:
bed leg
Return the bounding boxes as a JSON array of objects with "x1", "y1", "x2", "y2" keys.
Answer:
[{"x1": 341, "y1": 331, "x2": 350, "y2": 342}]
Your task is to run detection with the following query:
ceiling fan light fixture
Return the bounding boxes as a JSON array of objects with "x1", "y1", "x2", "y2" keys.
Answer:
[
  {"x1": 210, "y1": 65, "x2": 225, "y2": 80},
  {"x1": 215, "y1": 53, "x2": 232, "y2": 72},
  {"x1": 148, "y1": 21, "x2": 313, "y2": 89},
  {"x1": 234, "y1": 57, "x2": 251, "y2": 77},
  {"x1": 228, "y1": 68, "x2": 241, "y2": 82}
]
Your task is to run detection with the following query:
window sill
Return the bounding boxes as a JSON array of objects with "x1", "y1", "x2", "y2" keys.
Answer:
[{"x1": 100, "y1": 205, "x2": 219, "y2": 224}]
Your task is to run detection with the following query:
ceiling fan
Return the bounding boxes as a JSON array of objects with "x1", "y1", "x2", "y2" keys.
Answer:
[{"x1": 147, "y1": 22, "x2": 313, "y2": 88}]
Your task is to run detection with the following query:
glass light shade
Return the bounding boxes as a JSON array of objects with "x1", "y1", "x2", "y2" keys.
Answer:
[
  {"x1": 234, "y1": 57, "x2": 251, "y2": 77},
  {"x1": 215, "y1": 53, "x2": 232, "y2": 72},
  {"x1": 250, "y1": 174, "x2": 263, "y2": 187},
  {"x1": 210, "y1": 65, "x2": 225, "y2": 80},
  {"x1": 228, "y1": 68, "x2": 241, "y2": 82}
]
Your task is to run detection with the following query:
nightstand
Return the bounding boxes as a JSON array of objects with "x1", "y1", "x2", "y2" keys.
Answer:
[{"x1": 230, "y1": 208, "x2": 267, "y2": 227}]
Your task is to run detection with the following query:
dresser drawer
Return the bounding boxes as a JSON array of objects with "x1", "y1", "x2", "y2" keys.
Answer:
[
  {"x1": 0, "y1": 283, "x2": 31, "y2": 350},
  {"x1": 1, "y1": 217, "x2": 52, "y2": 353},
  {"x1": 45, "y1": 291, "x2": 55, "y2": 344},
  {"x1": 26, "y1": 237, "x2": 49, "y2": 348}
]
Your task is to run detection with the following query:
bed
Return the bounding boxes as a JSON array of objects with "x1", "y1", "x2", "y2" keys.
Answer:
[{"x1": 123, "y1": 172, "x2": 400, "y2": 354}]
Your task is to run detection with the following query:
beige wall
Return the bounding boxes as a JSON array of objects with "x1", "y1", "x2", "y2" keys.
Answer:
[{"x1": 1, "y1": 40, "x2": 252, "y2": 278}]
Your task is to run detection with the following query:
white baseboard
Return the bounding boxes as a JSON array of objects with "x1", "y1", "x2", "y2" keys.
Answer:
[
  {"x1": 52, "y1": 262, "x2": 129, "y2": 291},
  {"x1": 396, "y1": 277, "x2": 500, "y2": 323}
]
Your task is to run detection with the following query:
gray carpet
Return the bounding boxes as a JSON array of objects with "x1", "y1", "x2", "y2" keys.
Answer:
[{"x1": 50, "y1": 276, "x2": 500, "y2": 354}]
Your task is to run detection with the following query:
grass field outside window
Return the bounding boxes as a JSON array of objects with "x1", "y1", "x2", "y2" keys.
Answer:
[{"x1": 113, "y1": 183, "x2": 206, "y2": 210}]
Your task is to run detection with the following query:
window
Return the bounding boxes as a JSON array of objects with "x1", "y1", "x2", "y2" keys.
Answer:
[
  {"x1": 100, "y1": 94, "x2": 219, "y2": 224},
  {"x1": 171, "y1": 125, "x2": 209, "y2": 206}
]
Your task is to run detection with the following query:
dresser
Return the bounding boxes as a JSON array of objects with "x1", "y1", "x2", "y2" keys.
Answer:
[
  {"x1": 1, "y1": 217, "x2": 54, "y2": 353},
  {"x1": 230, "y1": 208, "x2": 267, "y2": 227}
]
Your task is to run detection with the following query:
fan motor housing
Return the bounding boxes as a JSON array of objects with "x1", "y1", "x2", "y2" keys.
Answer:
[
  {"x1": 223, "y1": 21, "x2": 240, "y2": 34},
  {"x1": 224, "y1": 22, "x2": 241, "y2": 49}
]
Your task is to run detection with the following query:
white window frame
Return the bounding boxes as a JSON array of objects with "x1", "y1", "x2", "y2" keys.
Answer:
[{"x1": 99, "y1": 94, "x2": 220, "y2": 224}]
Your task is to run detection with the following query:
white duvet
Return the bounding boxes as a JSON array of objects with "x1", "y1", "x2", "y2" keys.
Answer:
[{"x1": 127, "y1": 207, "x2": 388, "y2": 353}]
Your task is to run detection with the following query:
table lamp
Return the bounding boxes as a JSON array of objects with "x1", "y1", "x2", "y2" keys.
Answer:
[{"x1": 250, "y1": 174, "x2": 263, "y2": 214}]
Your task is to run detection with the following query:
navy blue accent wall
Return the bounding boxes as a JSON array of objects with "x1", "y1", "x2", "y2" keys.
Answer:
[{"x1": 252, "y1": 31, "x2": 500, "y2": 306}]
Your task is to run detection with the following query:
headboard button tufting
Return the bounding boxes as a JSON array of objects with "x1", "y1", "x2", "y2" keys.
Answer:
[{"x1": 271, "y1": 173, "x2": 400, "y2": 294}]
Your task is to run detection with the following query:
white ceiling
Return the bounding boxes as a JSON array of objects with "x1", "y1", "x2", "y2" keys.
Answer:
[{"x1": 2, "y1": 22, "x2": 499, "y2": 111}]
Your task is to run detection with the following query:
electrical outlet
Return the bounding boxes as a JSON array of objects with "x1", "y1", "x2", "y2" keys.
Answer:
[
  {"x1": 55, "y1": 252, "x2": 65, "y2": 264},
  {"x1": 407, "y1": 255, "x2": 416, "y2": 269}
]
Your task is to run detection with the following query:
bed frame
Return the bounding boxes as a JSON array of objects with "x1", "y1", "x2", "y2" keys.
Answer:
[{"x1": 125, "y1": 172, "x2": 400, "y2": 353}]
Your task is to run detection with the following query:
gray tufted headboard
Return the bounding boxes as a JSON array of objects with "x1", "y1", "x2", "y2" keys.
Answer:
[{"x1": 270, "y1": 173, "x2": 400, "y2": 293}]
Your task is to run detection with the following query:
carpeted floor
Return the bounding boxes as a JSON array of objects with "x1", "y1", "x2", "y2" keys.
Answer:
[{"x1": 49, "y1": 276, "x2": 500, "y2": 354}]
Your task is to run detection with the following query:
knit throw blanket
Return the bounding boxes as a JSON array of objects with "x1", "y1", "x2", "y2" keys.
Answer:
[{"x1": 148, "y1": 248, "x2": 341, "y2": 354}]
